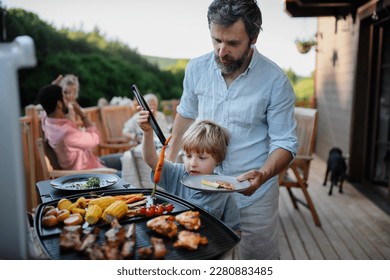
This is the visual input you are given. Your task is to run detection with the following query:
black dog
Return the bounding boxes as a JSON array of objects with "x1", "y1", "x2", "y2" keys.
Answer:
[{"x1": 323, "y1": 147, "x2": 347, "y2": 195}]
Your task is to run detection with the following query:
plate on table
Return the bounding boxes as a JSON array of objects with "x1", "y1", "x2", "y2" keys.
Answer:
[
  {"x1": 181, "y1": 174, "x2": 250, "y2": 192},
  {"x1": 50, "y1": 174, "x2": 118, "y2": 191}
]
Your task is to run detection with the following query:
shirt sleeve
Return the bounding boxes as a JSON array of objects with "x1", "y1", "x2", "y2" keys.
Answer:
[{"x1": 267, "y1": 75, "x2": 298, "y2": 157}]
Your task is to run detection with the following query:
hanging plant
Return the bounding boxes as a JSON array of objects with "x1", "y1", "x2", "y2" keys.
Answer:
[{"x1": 295, "y1": 39, "x2": 317, "y2": 54}]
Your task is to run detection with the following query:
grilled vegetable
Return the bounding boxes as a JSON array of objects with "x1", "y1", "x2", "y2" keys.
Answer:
[
  {"x1": 152, "y1": 135, "x2": 172, "y2": 197},
  {"x1": 88, "y1": 196, "x2": 115, "y2": 211},
  {"x1": 57, "y1": 198, "x2": 72, "y2": 210},
  {"x1": 102, "y1": 200, "x2": 128, "y2": 222},
  {"x1": 85, "y1": 204, "x2": 103, "y2": 225}
]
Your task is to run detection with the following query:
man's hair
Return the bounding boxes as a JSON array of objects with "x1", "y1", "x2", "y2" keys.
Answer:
[
  {"x1": 182, "y1": 120, "x2": 229, "y2": 164},
  {"x1": 37, "y1": 84, "x2": 63, "y2": 115},
  {"x1": 207, "y1": 0, "x2": 262, "y2": 41},
  {"x1": 60, "y1": 74, "x2": 79, "y2": 97}
]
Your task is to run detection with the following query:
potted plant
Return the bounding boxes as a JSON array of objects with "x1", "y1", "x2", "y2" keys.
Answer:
[{"x1": 295, "y1": 39, "x2": 317, "y2": 54}]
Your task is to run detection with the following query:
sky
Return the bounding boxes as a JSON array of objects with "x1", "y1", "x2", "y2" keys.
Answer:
[{"x1": 2, "y1": 0, "x2": 317, "y2": 76}]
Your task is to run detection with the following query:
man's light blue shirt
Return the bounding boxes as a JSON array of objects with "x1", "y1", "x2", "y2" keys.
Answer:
[{"x1": 177, "y1": 46, "x2": 298, "y2": 208}]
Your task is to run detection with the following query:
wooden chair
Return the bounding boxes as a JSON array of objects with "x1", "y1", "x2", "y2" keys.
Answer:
[
  {"x1": 278, "y1": 107, "x2": 321, "y2": 227},
  {"x1": 98, "y1": 105, "x2": 137, "y2": 155},
  {"x1": 36, "y1": 138, "x2": 117, "y2": 180}
]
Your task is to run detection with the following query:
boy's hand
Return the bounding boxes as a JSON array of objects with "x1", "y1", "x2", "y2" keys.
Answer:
[{"x1": 137, "y1": 109, "x2": 153, "y2": 132}]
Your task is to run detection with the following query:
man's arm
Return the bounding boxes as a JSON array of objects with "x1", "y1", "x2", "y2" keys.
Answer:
[{"x1": 166, "y1": 113, "x2": 194, "y2": 162}]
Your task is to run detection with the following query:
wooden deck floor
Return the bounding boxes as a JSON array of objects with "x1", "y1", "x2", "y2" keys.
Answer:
[{"x1": 278, "y1": 154, "x2": 390, "y2": 260}]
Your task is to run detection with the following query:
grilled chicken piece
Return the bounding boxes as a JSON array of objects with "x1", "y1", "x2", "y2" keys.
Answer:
[
  {"x1": 59, "y1": 225, "x2": 82, "y2": 251},
  {"x1": 150, "y1": 237, "x2": 167, "y2": 259},
  {"x1": 175, "y1": 211, "x2": 201, "y2": 230},
  {"x1": 105, "y1": 219, "x2": 126, "y2": 247},
  {"x1": 121, "y1": 223, "x2": 136, "y2": 259},
  {"x1": 173, "y1": 230, "x2": 208, "y2": 250},
  {"x1": 138, "y1": 247, "x2": 153, "y2": 259},
  {"x1": 77, "y1": 227, "x2": 100, "y2": 252},
  {"x1": 85, "y1": 243, "x2": 106, "y2": 260},
  {"x1": 146, "y1": 215, "x2": 177, "y2": 238}
]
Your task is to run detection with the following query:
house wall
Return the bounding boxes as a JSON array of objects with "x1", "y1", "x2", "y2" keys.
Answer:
[{"x1": 315, "y1": 15, "x2": 360, "y2": 160}]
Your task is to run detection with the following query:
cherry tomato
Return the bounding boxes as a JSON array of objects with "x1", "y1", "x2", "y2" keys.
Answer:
[
  {"x1": 155, "y1": 205, "x2": 164, "y2": 215},
  {"x1": 164, "y1": 203, "x2": 174, "y2": 213},
  {"x1": 145, "y1": 207, "x2": 155, "y2": 217},
  {"x1": 139, "y1": 206, "x2": 146, "y2": 215}
]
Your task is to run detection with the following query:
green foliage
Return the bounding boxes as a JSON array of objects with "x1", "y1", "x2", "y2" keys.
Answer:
[
  {"x1": 293, "y1": 77, "x2": 314, "y2": 99},
  {"x1": 6, "y1": 8, "x2": 184, "y2": 109}
]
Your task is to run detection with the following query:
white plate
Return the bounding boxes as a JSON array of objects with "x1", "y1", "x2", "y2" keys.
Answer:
[
  {"x1": 50, "y1": 174, "x2": 118, "y2": 191},
  {"x1": 181, "y1": 174, "x2": 250, "y2": 192}
]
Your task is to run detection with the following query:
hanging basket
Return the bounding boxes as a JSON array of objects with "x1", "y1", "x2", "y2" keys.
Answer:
[{"x1": 295, "y1": 40, "x2": 317, "y2": 54}]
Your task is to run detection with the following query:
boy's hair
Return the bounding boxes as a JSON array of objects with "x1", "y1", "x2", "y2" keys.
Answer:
[
  {"x1": 37, "y1": 84, "x2": 63, "y2": 115},
  {"x1": 182, "y1": 120, "x2": 229, "y2": 164}
]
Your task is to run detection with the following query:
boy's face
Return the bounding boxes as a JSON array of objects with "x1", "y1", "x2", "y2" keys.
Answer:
[{"x1": 184, "y1": 151, "x2": 218, "y2": 175}]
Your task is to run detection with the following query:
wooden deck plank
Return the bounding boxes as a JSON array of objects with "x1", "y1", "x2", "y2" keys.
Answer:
[{"x1": 278, "y1": 154, "x2": 390, "y2": 260}]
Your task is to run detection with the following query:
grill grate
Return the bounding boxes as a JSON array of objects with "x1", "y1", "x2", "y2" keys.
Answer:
[{"x1": 35, "y1": 189, "x2": 240, "y2": 260}]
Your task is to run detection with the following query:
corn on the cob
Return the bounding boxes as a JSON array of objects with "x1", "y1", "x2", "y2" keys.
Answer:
[
  {"x1": 102, "y1": 200, "x2": 128, "y2": 222},
  {"x1": 85, "y1": 204, "x2": 103, "y2": 225},
  {"x1": 88, "y1": 196, "x2": 115, "y2": 211}
]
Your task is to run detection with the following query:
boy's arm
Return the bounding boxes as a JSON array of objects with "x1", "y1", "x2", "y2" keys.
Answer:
[{"x1": 137, "y1": 109, "x2": 158, "y2": 169}]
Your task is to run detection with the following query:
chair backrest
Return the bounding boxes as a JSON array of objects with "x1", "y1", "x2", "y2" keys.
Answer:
[
  {"x1": 36, "y1": 137, "x2": 61, "y2": 180},
  {"x1": 99, "y1": 105, "x2": 135, "y2": 142},
  {"x1": 130, "y1": 148, "x2": 153, "y2": 189},
  {"x1": 294, "y1": 107, "x2": 318, "y2": 157}
]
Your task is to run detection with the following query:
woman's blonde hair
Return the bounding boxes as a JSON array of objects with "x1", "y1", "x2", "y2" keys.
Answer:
[{"x1": 182, "y1": 120, "x2": 229, "y2": 164}]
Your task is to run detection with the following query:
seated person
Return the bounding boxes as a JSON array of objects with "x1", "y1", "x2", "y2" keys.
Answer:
[
  {"x1": 137, "y1": 110, "x2": 240, "y2": 233},
  {"x1": 52, "y1": 74, "x2": 82, "y2": 126},
  {"x1": 123, "y1": 93, "x2": 170, "y2": 148},
  {"x1": 37, "y1": 84, "x2": 122, "y2": 175}
]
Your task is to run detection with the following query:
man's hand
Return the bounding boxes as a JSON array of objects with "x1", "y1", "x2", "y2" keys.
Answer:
[{"x1": 236, "y1": 169, "x2": 269, "y2": 196}]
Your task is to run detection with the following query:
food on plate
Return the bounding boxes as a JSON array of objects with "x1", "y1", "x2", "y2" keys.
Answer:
[
  {"x1": 146, "y1": 215, "x2": 177, "y2": 238},
  {"x1": 150, "y1": 237, "x2": 167, "y2": 259},
  {"x1": 41, "y1": 215, "x2": 58, "y2": 228},
  {"x1": 175, "y1": 211, "x2": 201, "y2": 230},
  {"x1": 173, "y1": 230, "x2": 208, "y2": 250},
  {"x1": 63, "y1": 213, "x2": 84, "y2": 226},
  {"x1": 201, "y1": 179, "x2": 234, "y2": 190},
  {"x1": 102, "y1": 200, "x2": 128, "y2": 223},
  {"x1": 84, "y1": 176, "x2": 100, "y2": 188},
  {"x1": 85, "y1": 204, "x2": 103, "y2": 225},
  {"x1": 57, "y1": 198, "x2": 72, "y2": 210},
  {"x1": 56, "y1": 209, "x2": 71, "y2": 222}
]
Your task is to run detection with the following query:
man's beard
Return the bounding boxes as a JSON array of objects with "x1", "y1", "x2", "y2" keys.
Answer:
[
  {"x1": 62, "y1": 102, "x2": 69, "y2": 114},
  {"x1": 214, "y1": 45, "x2": 251, "y2": 75}
]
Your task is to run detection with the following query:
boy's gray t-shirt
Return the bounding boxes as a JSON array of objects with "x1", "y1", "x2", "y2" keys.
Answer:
[{"x1": 151, "y1": 160, "x2": 240, "y2": 231}]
